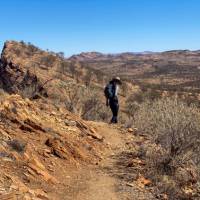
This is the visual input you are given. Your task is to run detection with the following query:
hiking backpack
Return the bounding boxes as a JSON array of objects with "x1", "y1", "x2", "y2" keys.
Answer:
[{"x1": 104, "y1": 83, "x2": 114, "y2": 99}]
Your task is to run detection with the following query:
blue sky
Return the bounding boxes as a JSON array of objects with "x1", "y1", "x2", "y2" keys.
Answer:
[{"x1": 0, "y1": 0, "x2": 200, "y2": 56}]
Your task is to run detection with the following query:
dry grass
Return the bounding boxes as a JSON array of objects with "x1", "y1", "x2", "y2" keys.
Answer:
[
  {"x1": 125, "y1": 89, "x2": 161, "y2": 118},
  {"x1": 82, "y1": 91, "x2": 110, "y2": 121},
  {"x1": 133, "y1": 97, "x2": 200, "y2": 199}
]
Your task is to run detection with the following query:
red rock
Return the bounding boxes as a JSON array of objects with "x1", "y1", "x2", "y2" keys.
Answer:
[{"x1": 128, "y1": 128, "x2": 134, "y2": 133}]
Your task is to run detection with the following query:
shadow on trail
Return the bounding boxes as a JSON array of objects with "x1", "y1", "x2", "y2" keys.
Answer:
[{"x1": 102, "y1": 150, "x2": 139, "y2": 182}]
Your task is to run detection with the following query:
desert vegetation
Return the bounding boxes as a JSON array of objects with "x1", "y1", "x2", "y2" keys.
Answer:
[
  {"x1": 2, "y1": 41, "x2": 200, "y2": 199},
  {"x1": 132, "y1": 97, "x2": 200, "y2": 199},
  {"x1": 71, "y1": 50, "x2": 200, "y2": 97}
]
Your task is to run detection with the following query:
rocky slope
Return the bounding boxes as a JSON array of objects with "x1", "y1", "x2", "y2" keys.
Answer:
[
  {"x1": 0, "y1": 93, "x2": 156, "y2": 200},
  {"x1": 0, "y1": 93, "x2": 104, "y2": 199},
  {"x1": 0, "y1": 41, "x2": 125, "y2": 200},
  {"x1": 0, "y1": 41, "x2": 65, "y2": 98},
  {"x1": 1, "y1": 40, "x2": 200, "y2": 199},
  {"x1": 0, "y1": 41, "x2": 156, "y2": 200},
  {"x1": 0, "y1": 41, "x2": 135, "y2": 123}
]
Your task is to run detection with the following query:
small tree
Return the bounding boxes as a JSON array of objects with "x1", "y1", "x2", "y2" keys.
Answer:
[
  {"x1": 57, "y1": 52, "x2": 65, "y2": 59},
  {"x1": 57, "y1": 61, "x2": 70, "y2": 79}
]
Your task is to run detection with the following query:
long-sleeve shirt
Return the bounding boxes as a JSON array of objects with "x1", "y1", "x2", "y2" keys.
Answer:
[{"x1": 115, "y1": 85, "x2": 119, "y2": 97}]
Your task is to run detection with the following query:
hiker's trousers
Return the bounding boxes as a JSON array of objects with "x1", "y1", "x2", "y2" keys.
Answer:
[{"x1": 109, "y1": 97, "x2": 119, "y2": 123}]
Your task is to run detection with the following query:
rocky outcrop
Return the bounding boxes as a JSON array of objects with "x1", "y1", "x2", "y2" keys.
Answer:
[
  {"x1": 0, "y1": 94, "x2": 104, "y2": 199},
  {"x1": 0, "y1": 41, "x2": 60, "y2": 98}
]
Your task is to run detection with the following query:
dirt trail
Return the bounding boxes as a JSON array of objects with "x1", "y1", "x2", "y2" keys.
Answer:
[{"x1": 66, "y1": 122, "x2": 155, "y2": 200}]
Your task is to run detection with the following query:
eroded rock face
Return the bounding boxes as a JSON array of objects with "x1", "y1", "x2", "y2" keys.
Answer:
[
  {"x1": 0, "y1": 94, "x2": 104, "y2": 199},
  {"x1": 0, "y1": 41, "x2": 56, "y2": 98}
]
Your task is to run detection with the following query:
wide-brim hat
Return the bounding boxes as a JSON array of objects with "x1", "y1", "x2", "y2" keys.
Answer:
[{"x1": 113, "y1": 77, "x2": 122, "y2": 84}]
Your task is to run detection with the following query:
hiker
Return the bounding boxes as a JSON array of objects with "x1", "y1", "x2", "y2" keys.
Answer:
[{"x1": 104, "y1": 77, "x2": 122, "y2": 123}]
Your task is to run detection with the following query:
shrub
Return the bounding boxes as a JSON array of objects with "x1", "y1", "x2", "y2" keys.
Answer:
[
  {"x1": 64, "y1": 85, "x2": 87, "y2": 116},
  {"x1": 27, "y1": 42, "x2": 39, "y2": 53},
  {"x1": 40, "y1": 54, "x2": 57, "y2": 67},
  {"x1": 84, "y1": 70, "x2": 94, "y2": 87},
  {"x1": 133, "y1": 97, "x2": 200, "y2": 198},
  {"x1": 121, "y1": 81, "x2": 129, "y2": 97},
  {"x1": 56, "y1": 61, "x2": 71, "y2": 80},
  {"x1": 7, "y1": 139, "x2": 27, "y2": 153},
  {"x1": 81, "y1": 92, "x2": 110, "y2": 121},
  {"x1": 95, "y1": 70, "x2": 104, "y2": 84},
  {"x1": 56, "y1": 81, "x2": 110, "y2": 121},
  {"x1": 125, "y1": 89, "x2": 161, "y2": 118},
  {"x1": 68, "y1": 62, "x2": 77, "y2": 78},
  {"x1": 19, "y1": 70, "x2": 50, "y2": 99},
  {"x1": 56, "y1": 52, "x2": 65, "y2": 59}
]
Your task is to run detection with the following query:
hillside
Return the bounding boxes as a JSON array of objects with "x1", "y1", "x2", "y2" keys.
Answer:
[
  {"x1": 0, "y1": 41, "x2": 152, "y2": 200},
  {"x1": 0, "y1": 93, "x2": 105, "y2": 199},
  {"x1": 0, "y1": 92, "x2": 158, "y2": 200},
  {"x1": 1, "y1": 41, "x2": 200, "y2": 200},
  {"x1": 0, "y1": 41, "x2": 136, "y2": 123},
  {"x1": 70, "y1": 50, "x2": 200, "y2": 93}
]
